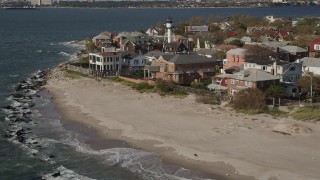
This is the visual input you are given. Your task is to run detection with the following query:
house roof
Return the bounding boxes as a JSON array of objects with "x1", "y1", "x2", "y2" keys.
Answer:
[
  {"x1": 144, "y1": 50, "x2": 166, "y2": 57},
  {"x1": 280, "y1": 45, "x2": 307, "y2": 53},
  {"x1": 245, "y1": 59, "x2": 290, "y2": 66},
  {"x1": 240, "y1": 36, "x2": 252, "y2": 43},
  {"x1": 301, "y1": 57, "x2": 320, "y2": 68},
  {"x1": 261, "y1": 40, "x2": 289, "y2": 49},
  {"x1": 234, "y1": 68, "x2": 280, "y2": 82},
  {"x1": 196, "y1": 49, "x2": 218, "y2": 56},
  {"x1": 101, "y1": 52, "x2": 121, "y2": 56},
  {"x1": 224, "y1": 37, "x2": 239, "y2": 44},
  {"x1": 279, "y1": 30, "x2": 293, "y2": 37},
  {"x1": 227, "y1": 48, "x2": 248, "y2": 56},
  {"x1": 93, "y1": 34, "x2": 111, "y2": 40},
  {"x1": 161, "y1": 54, "x2": 217, "y2": 65}
]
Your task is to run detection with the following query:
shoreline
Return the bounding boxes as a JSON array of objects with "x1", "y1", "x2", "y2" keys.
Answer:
[
  {"x1": 44, "y1": 65, "x2": 320, "y2": 180},
  {"x1": 47, "y1": 84, "x2": 241, "y2": 180}
]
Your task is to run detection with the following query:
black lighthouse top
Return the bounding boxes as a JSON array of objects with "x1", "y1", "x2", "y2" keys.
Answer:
[{"x1": 166, "y1": 16, "x2": 172, "y2": 24}]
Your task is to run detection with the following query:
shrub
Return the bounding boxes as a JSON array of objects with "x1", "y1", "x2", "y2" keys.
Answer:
[
  {"x1": 191, "y1": 81, "x2": 205, "y2": 89},
  {"x1": 132, "y1": 83, "x2": 154, "y2": 93},
  {"x1": 156, "y1": 80, "x2": 173, "y2": 93},
  {"x1": 233, "y1": 88, "x2": 267, "y2": 114}
]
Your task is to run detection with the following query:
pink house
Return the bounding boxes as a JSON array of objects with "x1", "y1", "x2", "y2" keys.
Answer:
[{"x1": 223, "y1": 48, "x2": 248, "y2": 70}]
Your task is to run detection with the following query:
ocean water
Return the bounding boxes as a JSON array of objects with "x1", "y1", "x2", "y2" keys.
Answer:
[{"x1": 0, "y1": 7, "x2": 320, "y2": 180}]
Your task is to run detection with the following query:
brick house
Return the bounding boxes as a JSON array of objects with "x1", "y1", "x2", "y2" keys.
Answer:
[
  {"x1": 213, "y1": 69, "x2": 280, "y2": 96},
  {"x1": 223, "y1": 48, "x2": 248, "y2": 71},
  {"x1": 144, "y1": 54, "x2": 218, "y2": 84},
  {"x1": 309, "y1": 38, "x2": 320, "y2": 58}
]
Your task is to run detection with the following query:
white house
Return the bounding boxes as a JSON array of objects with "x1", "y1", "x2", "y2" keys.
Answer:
[
  {"x1": 301, "y1": 57, "x2": 320, "y2": 75},
  {"x1": 89, "y1": 52, "x2": 122, "y2": 73},
  {"x1": 265, "y1": 15, "x2": 276, "y2": 23},
  {"x1": 146, "y1": 27, "x2": 159, "y2": 36}
]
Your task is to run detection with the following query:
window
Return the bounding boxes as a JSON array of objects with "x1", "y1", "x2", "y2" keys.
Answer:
[
  {"x1": 249, "y1": 82, "x2": 252, "y2": 87},
  {"x1": 290, "y1": 67, "x2": 295, "y2": 71},
  {"x1": 262, "y1": 66, "x2": 267, "y2": 70},
  {"x1": 259, "y1": 82, "x2": 264, "y2": 87},
  {"x1": 314, "y1": 44, "x2": 320, "y2": 50}
]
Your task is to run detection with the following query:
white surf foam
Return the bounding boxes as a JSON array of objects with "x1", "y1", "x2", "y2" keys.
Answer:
[{"x1": 42, "y1": 166, "x2": 95, "y2": 180}]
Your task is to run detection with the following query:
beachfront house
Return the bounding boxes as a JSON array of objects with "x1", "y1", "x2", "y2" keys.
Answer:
[
  {"x1": 89, "y1": 51, "x2": 122, "y2": 76},
  {"x1": 244, "y1": 60, "x2": 302, "y2": 97},
  {"x1": 215, "y1": 69, "x2": 280, "y2": 96},
  {"x1": 121, "y1": 53, "x2": 147, "y2": 73},
  {"x1": 144, "y1": 53, "x2": 218, "y2": 83}
]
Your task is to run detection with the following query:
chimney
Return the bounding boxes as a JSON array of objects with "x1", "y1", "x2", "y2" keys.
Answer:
[
  {"x1": 306, "y1": 46, "x2": 310, "y2": 57},
  {"x1": 276, "y1": 47, "x2": 280, "y2": 62}
]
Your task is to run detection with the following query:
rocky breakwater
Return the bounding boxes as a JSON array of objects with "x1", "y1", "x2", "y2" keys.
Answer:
[{"x1": 2, "y1": 69, "x2": 48, "y2": 150}]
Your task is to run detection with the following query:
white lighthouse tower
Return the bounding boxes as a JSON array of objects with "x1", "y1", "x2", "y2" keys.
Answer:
[{"x1": 165, "y1": 16, "x2": 174, "y2": 43}]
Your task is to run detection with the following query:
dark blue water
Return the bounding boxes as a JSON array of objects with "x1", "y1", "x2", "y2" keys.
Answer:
[{"x1": 0, "y1": 7, "x2": 320, "y2": 180}]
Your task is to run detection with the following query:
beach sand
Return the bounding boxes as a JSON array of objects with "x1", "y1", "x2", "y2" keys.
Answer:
[{"x1": 45, "y1": 66, "x2": 320, "y2": 180}]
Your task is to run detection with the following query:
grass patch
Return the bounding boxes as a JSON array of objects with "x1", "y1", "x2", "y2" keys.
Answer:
[
  {"x1": 107, "y1": 77, "x2": 155, "y2": 93},
  {"x1": 65, "y1": 69, "x2": 89, "y2": 78},
  {"x1": 195, "y1": 94, "x2": 220, "y2": 105},
  {"x1": 291, "y1": 106, "x2": 320, "y2": 121},
  {"x1": 266, "y1": 108, "x2": 288, "y2": 118},
  {"x1": 236, "y1": 109, "x2": 265, "y2": 115}
]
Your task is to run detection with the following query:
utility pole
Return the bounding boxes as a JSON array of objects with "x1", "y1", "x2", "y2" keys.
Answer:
[{"x1": 311, "y1": 74, "x2": 313, "y2": 104}]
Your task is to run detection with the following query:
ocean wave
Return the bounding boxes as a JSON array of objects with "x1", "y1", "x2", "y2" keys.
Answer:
[
  {"x1": 8, "y1": 74, "x2": 19, "y2": 77},
  {"x1": 58, "y1": 52, "x2": 78, "y2": 61},
  {"x1": 59, "y1": 41, "x2": 85, "y2": 49},
  {"x1": 42, "y1": 166, "x2": 95, "y2": 180},
  {"x1": 60, "y1": 135, "x2": 208, "y2": 180}
]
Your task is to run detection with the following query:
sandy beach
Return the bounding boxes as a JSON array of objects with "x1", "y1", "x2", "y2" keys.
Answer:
[{"x1": 44, "y1": 66, "x2": 320, "y2": 180}]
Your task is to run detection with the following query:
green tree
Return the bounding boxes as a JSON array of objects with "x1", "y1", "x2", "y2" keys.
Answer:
[
  {"x1": 298, "y1": 73, "x2": 320, "y2": 96},
  {"x1": 228, "y1": 39, "x2": 244, "y2": 47},
  {"x1": 290, "y1": 36, "x2": 313, "y2": 49},
  {"x1": 245, "y1": 45, "x2": 274, "y2": 60},
  {"x1": 212, "y1": 51, "x2": 226, "y2": 60},
  {"x1": 85, "y1": 39, "x2": 96, "y2": 53}
]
